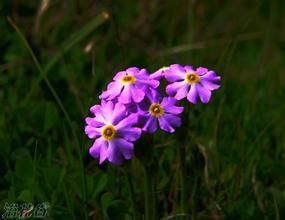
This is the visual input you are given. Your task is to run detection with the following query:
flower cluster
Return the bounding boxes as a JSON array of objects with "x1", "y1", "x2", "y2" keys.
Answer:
[{"x1": 85, "y1": 65, "x2": 221, "y2": 164}]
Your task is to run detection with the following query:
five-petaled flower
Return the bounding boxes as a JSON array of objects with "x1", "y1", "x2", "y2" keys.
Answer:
[
  {"x1": 100, "y1": 67, "x2": 159, "y2": 104},
  {"x1": 85, "y1": 101, "x2": 142, "y2": 164},
  {"x1": 138, "y1": 91, "x2": 184, "y2": 133},
  {"x1": 165, "y1": 64, "x2": 221, "y2": 104}
]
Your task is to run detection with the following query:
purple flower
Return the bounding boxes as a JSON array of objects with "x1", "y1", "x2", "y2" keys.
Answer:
[
  {"x1": 138, "y1": 91, "x2": 184, "y2": 133},
  {"x1": 150, "y1": 66, "x2": 170, "y2": 80},
  {"x1": 101, "y1": 67, "x2": 159, "y2": 104},
  {"x1": 85, "y1": 101, "x2": 142, "y2": 164},
  {"x1": 99, "y1": 96, "x2": 139, "y2": 114},
  {"x1": 165, "y1": 64, "x2": 221, "y2": 104}
]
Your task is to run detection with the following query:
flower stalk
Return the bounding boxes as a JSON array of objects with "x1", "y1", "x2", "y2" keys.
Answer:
[
  {"x1": 136, "y1": 134, "x2": 156, "y2": 220},
  {"x1": 177, "y1": 103, "x2": 190, "y2": 216},
  {"x1": 179, "y1": 143, "x2": 187, "y2": 214},
  {"x1": 143, "y1": 163, "x2": 155, "y2": 220},
  {"x1": 126, "y1": 173, "x2": 139, "y2": 220}
]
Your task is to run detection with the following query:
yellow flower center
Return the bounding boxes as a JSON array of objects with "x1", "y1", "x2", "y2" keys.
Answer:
[
  {"x1": 102, "y1": 125, "x2": 116, "y2": 141},
  {"x1": 120, "y1": 74, "x2": 136, "y2": 85},
  {"x1": 149, "y1": 103, "x2": 164, "y2": 117},
  {"x1": 185, "y1": 72, "x2": 200, "y2": 84}
]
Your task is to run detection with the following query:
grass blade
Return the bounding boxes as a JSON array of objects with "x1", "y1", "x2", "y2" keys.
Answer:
[{"x1": 22, "y1": 12, "x2": 109, "y2": 105}]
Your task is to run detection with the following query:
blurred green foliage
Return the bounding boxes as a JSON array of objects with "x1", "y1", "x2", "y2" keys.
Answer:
[{"x1": 0, "y1": 0, "x2": 285, "y2": 219}]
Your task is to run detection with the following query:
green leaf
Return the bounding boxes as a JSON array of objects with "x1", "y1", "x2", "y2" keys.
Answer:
[
  {"x1": 17, "y1": 190, "x2": 32, "y2": 202},
  {"x1": 14, "y1": 157, "x2": 35, "y2": 191},
  {"x1": 44, "y1": 12, "x2": 109, "y2": 73},
  {"x1": 101, "y1": 192, "x2": 114, "y2": 211},
  {"x1": 94, "y1": 174, "x2": 108, "y2": 196}
]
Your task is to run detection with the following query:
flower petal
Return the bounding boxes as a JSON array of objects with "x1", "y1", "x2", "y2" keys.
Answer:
[
  {"x1": 118, "y1": 127, "x2": 142, "y2": 141},
  {"x1": 146, "y1": 89, "x2": 162, "y2": 103},
  {"x1": 196, "y1": 84, "x2": 212, "y2": 103},
  {"x1": 94, "y1": 112, "x2": 107, "y2": 124},
  {"x1": 89, "y1": 137, "x2": 106, "y2": 159},
  {"x1": 161, "y1": 98, "x2": 184, "y2": 114},
  {"x1": 85, "y1": 125, "x2": 102, "y2": 139},
  {"x1": 160, "y1": 97, "x2": 176, "y2": 107},
  {"x1": 165, "y1": 106, "x2": 184, "y2": 114},
  {"x1": 107, "y1": 140, "x2": 123, "y2": 164},
  {"x1": 187, "y1": 84, "x2": 198, "y2": 104},
  {"x1": 112, "y1": 138, "x2": 134, "y2": 160},
  {"x1": 150, "y1": 69, "x2": 163, "y2": 80},
  {"x1": 142, "y1": 116, "x2": 157, "y2": 133},
  {"x1": 196, "y1": 67, "x2": 208, "y2": 76},
  {"x1": 184, "y1": 65, "x2": 195, "y2": 72},
  {"x1": 131, "y1": 86, "x2": 145, "y2": 103},
  {"x1": 199, "y1": 78, "x2": 220, "y2": 91},
  {"x1": 166, "y1": 81, "x2": 187, "y2": 97},
  {"x1": 113, "y1": 71, "x2": 126, "y2": 80},
  {"x1": 85, "y1": 117, "x2": 104, "y2": 127},
  {"x1": 201, "y1": 70, "x2": 221, "y2": 81},
  {"x1": 99, "y1": 144, "x2": 108, "y2": 164},
  {"x1": 170, "y1": 64, "x2": 185, "y2": 73},
  {"x1": 165, "y1": 65, "x2": 186, "y2": 82},
  {"x1": 90, "y1": 104, "x2": 101, "y2": 114},
  {"x1": 136, "y1": 78, "x2": 160, "y2": 88},
  {"x1": 126, "y1": 67, "x2": 140, "y2": 75},
  {"x1": 118, "y1": 86, "x2": 132, "y2": 104},
  {"x1": 135, "y1": 68, "x2": 149, "y2": 78},
  {"x1": 116, "y1": 114, "x2": 138, "y2": 129},
  {"x1": 163, "y1": 113, "x2": 182, "y2": 128},
  {"x1": 158, "y1": 116, "x2": 175, "y2": 133},
  {"x1": 100, "y1": 101, "x2": 114, "y2": 124},
  {"x1": 101, "y1": 82, "x2": 123, "y2": 100},
  {"x1": 111, "y1": 103, "x2": 127, "y2": 125},
  {"x1": 174, "y1": 83, "x2": 189, "y2": 100}
]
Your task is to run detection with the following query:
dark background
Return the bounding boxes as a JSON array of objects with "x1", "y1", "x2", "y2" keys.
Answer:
[{"x1": 0, "y1": 0, "x2": 284, "y2": 219}]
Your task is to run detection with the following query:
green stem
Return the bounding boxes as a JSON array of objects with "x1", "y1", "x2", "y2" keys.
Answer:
[
  {"x1": 179, "y1": 145, "x2": 187, "y2": 214},
  {"x1": 126, "y1": 173, "x2": 139, "y2": 220},
  {"x1": 143, "y1": 164, "x2": 155, "y2": 220},
  {"x1": 177, "y1": 101, "x2": 190, "y2": 218}
]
